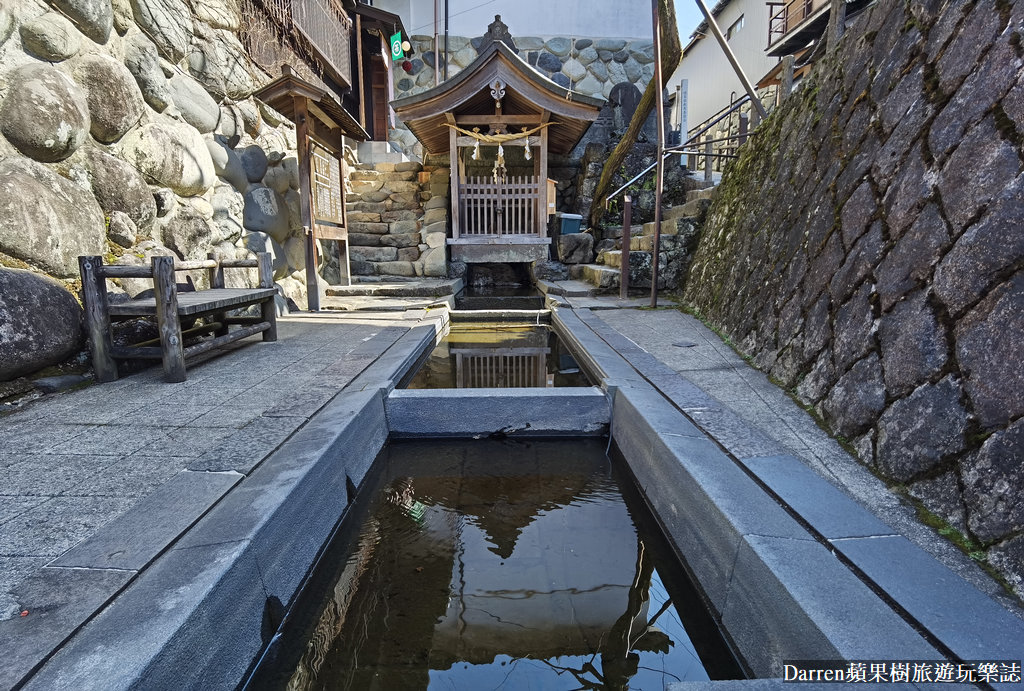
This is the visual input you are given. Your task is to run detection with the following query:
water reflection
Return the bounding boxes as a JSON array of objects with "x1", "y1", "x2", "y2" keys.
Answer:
[
  {"x1": 403, "y1": 324, "x2": 588, "y2": 389},
  {"x1": 270, "y1": 439, "x2": 738, "y2": 690}
]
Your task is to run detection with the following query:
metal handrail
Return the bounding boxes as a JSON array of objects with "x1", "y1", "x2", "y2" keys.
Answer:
[{"x1": 606, "y1": 95, "x2": 752, "y2": 205}]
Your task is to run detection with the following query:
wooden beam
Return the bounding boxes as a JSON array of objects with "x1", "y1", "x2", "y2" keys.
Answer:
[
  {"x1": 455, "y1": 114, "x2": 541, "y2": 125},
  {"x1": 356, "y1": 13, "x2": 366, "y2": 128},
  {"x1": 456, "y1": 135, "x2": 540, "y2": 147},
  {"x1": 307, "y1": 100, "x2": 340, "y2": 131},
  {"x1": 293, "y1": 95, "x2": 319, "y2": 311},
  {"x1": 79, "y1": 256, "x2": 118, "y2": 382},
  {"x1": 309, "y1": 118, "x2": 343, "y2": 152},
  {"x1": 538, "y1": 124, "x2": 548, "y2": 236}
]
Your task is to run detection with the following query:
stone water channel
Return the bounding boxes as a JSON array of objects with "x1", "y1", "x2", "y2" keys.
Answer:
[
  {"x1": 238, "y1": 314, "x2": 743, "y2": 688},
  {"x1": 21, "y1": 304, "x2": 1023, "y2": 689}
]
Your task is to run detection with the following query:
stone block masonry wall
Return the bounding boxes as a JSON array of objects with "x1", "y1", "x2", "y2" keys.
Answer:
[
  {"x1": 346, "y1": 161, "x2": 450, "y2": 278},
  {"x1": 683, "y1": 0, "x2": 1024, "y2": 596}
]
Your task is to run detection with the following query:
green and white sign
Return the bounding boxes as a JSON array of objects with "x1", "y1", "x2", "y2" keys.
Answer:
[{"x1": 390, "y1": 31, "x2": 404, "y2": 61}]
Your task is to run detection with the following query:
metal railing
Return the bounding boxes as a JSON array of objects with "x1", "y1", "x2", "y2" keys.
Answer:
[
  {"x1": 768, "y1": 0, "x2": 826, "y2": 47},
  {"x1": 606, "y1": 96, "x2": 753, "y2": 205}
]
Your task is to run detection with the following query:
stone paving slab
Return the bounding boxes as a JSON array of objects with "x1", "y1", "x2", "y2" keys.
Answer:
[
  {"x1": 0, "y1": 566, "x2": 136, "y2": 691},
  {"x1": 51, "y1": 470, "x2": 241, "y2": 571},
  {"x1": 0, "y1": 310, "x2": 441, "y2": 690}
]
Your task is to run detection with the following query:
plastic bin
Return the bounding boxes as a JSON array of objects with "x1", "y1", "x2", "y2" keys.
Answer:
[{"x1": 559, "y1": 213, "x2": 583, "y2": 234}]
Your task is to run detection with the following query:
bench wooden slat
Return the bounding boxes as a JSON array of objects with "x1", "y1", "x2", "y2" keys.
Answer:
[
  {"x1": 110, "y1": 346, "x2": 164, "y2": 360},
  {"x1": 107, "y1": 288, "x2": 278, "y2": 317},
  {"x1": 79, "y1": 253, "x2": 277, "y2": 383},
  {"x1": 181, "y1": 322, "x2": 269, "y2": 358}
]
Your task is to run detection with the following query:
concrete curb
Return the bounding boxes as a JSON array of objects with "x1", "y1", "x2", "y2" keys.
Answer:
[
  {"x1": 386, "y1": 387, "x2": 611, "y2": 437},
  {"x1": 556, "y1": 305, "x2": 1024, "y2": 681},
  {"x1": 611, "y1": 387, "x2": 939, "y2": 675}
]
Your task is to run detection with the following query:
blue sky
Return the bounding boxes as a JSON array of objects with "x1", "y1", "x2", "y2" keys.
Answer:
[{"x1": 674, "y1": 1, "x2": 706, "y2": 42}]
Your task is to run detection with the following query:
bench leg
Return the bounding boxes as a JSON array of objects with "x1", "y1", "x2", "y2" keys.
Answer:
[
  {"x1": 153, "y1": 255, "x2": 186, "y2": 383},
  {"x1": 261, "y1": 298, "x2": 278, "y2": 342},
  {"x1": 79, "y1": 256, "x2": 119, "y2": 382},
  {"x1": 257, "y1": 252, "x2": 277, "y2": 342}
]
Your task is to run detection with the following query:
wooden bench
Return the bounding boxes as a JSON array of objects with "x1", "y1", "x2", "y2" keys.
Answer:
[{"x1": 79, "y1": 253, "x2": 278, "y2": 383}]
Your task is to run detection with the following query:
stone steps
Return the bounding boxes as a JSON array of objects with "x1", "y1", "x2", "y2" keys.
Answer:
[
  {"x1": 686, "y1": 186, "x2": 716, "y2": 203},
  {"x1": 536, "y1": 279, "x2": 595, "y2": 297},
  {"x1": 569, "y1": 263, "x2": 620, "y2": 291}
]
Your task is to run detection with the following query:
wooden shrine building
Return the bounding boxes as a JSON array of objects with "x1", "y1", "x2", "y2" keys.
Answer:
[{"x1": 391, "y1": 22, "x2": 604, "y2": 265}]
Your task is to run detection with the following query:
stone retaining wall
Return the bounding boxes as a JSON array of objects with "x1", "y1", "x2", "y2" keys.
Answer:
[
  {"x1": 683, "y1": 0, "x2": 1024, "y2": 596},
  {"x1": 346, "y1": 161, "x2": 449, "y2": 278}
]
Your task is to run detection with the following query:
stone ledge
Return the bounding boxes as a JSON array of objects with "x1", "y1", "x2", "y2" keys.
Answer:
[{"x1": 385, "y1": 387, "x2": 610, "y2": 438}]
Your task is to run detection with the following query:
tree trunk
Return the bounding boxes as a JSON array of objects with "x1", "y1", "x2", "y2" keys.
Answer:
[{"x1": 587, "y1": 0, "x2": 681, "y2": 228}]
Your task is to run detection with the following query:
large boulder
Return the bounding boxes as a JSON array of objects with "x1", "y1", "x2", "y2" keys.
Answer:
[
  {"x1": 130, "y1": 0, "x2": 193, "y2": 61},
  {"x1": 556, "y1": 232, "x2": 594, "y2": 264},
  {"x1": 166, "y1": 72, "x2": 220, "y2": 133},
  {"x1": 210, "y1": 182, "x2": 244, "y2": 244},
  {"x1": 124, "y1": 32, "x2": 173, "y2": 112},
  {"x1": 156, "y1": 197, "x2": 214, "y2": 260},
  {"x1": 239, "y1": 144, "x2": 268, "y2": 182},
  {"x1": 0, "y1": 64, "x2": 90, "y2": 162},
  {"x1": 190, "y1": 0, "x2": 240, "y2": 30},
  {"x1": 119, "y1": 118, "x2": 216, "y2": 196},
  {"x1": 112, "y1": 238, "x2": 175, "y2": 295},
  {"x1": 415, "y1": 246, "x2": 447, "y2": 277},
  {"x1": 242, "y1": 184, "x2": 288, "y2": 241},
  {"x1": 111, "y1": 0, "x2": 133, "y2": 33},
  {"x1": 206, "y1": 138, "x2": 248, "y2": 190},
  {"x1": 187, "y1": 32, "x2": 257, "y2": 99},
  {"x1": 47, "y1": 0, "x2": 112, "y2": 44},
  {"x1": 0, "y1": 157, "x2": 106, "y2": 277},
  {"x1": 85, "y1": 148, "x2": 157, "y2": 232},
  {"x1": 0, "y1": 268, "x2": 84, "y2": 380},
  {"x1": 241, "y1": 230, "x2": 287, "y2": 279},
  {"x1": 74, "y1": 53, "x2": 146, "y2": 143},
  {"x1": 20, "y1": 12, "x2": 82, "y2": 61}
]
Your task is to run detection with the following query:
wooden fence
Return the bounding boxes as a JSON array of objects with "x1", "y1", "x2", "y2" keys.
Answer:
[
  {"x1": 454, "y1": 348, "x2": 550, "y2": 388},
  {"x1": 457, "y1": 176, "x2": 544, "y2": 237}
]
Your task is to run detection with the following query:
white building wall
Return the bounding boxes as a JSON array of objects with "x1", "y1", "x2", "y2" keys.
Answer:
[
  {"x1": 669, "y1": 0, "x2": 778, "y2": 133},
  {"x1": 371, "y1": 0, "x2": 652, "y2": 41}
]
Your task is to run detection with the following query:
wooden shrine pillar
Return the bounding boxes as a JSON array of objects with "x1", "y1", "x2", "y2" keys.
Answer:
[
  {"x1": 293, "y1": 95, "x2": 319, "y2": 311},
  {"x1": 448, "y1": 113, "x2": 461, "y2": 239}
]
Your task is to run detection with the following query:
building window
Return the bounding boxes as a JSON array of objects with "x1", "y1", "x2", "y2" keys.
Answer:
[{"x1": 727, "y1": 14, "x2": 745, "y2": 40}]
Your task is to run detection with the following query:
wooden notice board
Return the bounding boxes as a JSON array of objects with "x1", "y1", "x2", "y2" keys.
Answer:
[
  {"x1": 308, "y1": 140, "x2": 351, "y2": 285},
  {"x1": 310, "y1": 141, "x2": 347, "y2": 239}
]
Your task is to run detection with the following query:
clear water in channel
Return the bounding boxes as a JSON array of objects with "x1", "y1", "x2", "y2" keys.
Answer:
[
  {"x1": 403, "y1": 323, "x2": 590, "y2": 389},
  {"x1": 254, "y1": 439, "x2": 742, "y2": 690}
]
